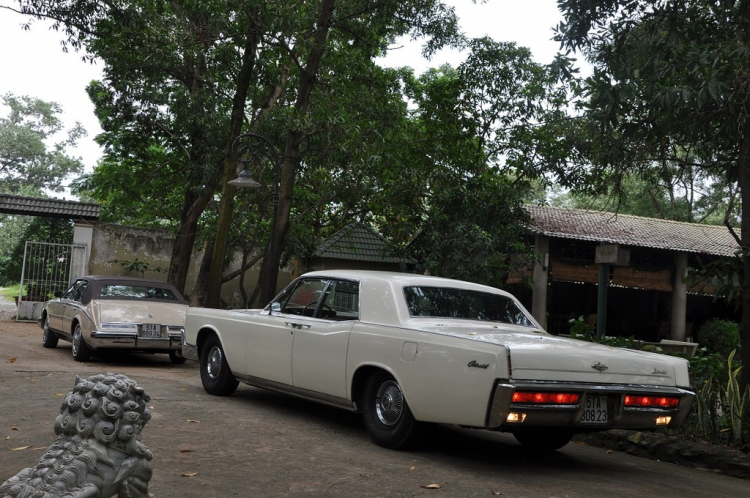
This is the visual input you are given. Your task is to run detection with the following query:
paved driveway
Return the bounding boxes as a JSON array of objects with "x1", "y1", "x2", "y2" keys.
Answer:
[{"x1": 1, "y1": 318, "x2": 749, "y2": 497}]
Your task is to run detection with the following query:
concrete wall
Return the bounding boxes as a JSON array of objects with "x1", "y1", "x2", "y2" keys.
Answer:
[{"x1": 77, "y1": 221, "x2": 293, "y2": 306}]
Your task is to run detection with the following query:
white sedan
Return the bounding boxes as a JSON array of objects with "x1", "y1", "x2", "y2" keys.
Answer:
[
  {"x1": 182, "y1": 270, "x2": 695, "y2": 450},
  {"x1": 41, "y1": 275, "x2": 188, "y2": 363}
]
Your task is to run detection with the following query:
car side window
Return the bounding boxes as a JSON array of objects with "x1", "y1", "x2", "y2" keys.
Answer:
[
  {"x1": 319, "y1": 280, "x2": 359, "y2": 320},
  {"x1": 278, "y1": 278, "x2": 330, "y2": 316},
  {"x1": 62, "y1": 280, "x2": 88, "y2": 302}
]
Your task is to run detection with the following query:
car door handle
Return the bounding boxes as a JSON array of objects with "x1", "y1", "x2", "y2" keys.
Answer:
[{"x1": 285, "y1": 322, "x2": 310, "y2": 330}]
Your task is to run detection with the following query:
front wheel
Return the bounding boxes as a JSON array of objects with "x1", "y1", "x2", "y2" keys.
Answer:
[
  {"x1": 71, "y1": 324, "x2": 91, "y2": 362},
  {"x1": 42, "y1": 317, "x2": 59, "y2": 348},
  {"x1": 512, "y1": 428, "x2": 574, "y2": 451},
  {"x1": 200, "y1": 334, "x2": 239, "y2": 396},
  {"x1": 361, "y1": 371, "x2": 419, "y2": 449}
]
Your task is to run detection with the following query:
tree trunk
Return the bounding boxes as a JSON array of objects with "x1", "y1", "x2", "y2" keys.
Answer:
[
  {"x1": 254, "y1": 0, "x2": 337, "y2": 306},
  {"x1": 739, "y1": 120, "x2": 750, "y2": 392},
  {"x1": 203, "y1": 28, "x2": 260, "y2": 308},
  {"x1": 167, "y1": 186, "x2": 213, "y2": 295},
  {"x1": 189, "y1": 239, "x2": 214, "y2": 307}
]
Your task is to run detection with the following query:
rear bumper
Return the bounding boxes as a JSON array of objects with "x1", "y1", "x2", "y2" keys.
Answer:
[
  {"x1": 486, "y1": 380, "x2": 695, "y2": 431},
  {"x1": 89, "y1": 330, "x2": 183, "y2": 351},
  {"x1": 181, "y1": 329, "x2": 200, "y2": 361}
]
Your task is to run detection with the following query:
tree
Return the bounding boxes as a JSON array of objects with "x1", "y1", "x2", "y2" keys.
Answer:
[
  {"x1": 554, "y1": 0, "x2": 750, "y2": 390},
  {"x1": 371, "y1": 40, "x2": 574, "y2": 286},
  {"x1": 13, "y1": 0, "x2": 461, "y2": 306},
  {"x1": 0, "y1": 93, "x2": 85, "y2": 194}
]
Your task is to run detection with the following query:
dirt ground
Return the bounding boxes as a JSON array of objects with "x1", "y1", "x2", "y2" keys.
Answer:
[{"x1": 1, "y1": 294, "x2": 749, "y2": 497}]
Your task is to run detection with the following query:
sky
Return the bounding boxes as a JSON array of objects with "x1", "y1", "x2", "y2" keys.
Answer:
[{"x1": 0, "y1": 0, "x2": 577, "y2": 194}]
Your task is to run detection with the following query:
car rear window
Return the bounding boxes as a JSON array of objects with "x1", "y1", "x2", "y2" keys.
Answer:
[
  {"x1": 403, "y1": 286, "x2": 533, "y2": 326},
  {"x1": 99, "y1": 284, "x2": 181, "y2": 301}
]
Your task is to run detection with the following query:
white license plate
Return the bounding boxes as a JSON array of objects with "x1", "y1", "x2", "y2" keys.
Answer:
[
  {"x1": 141, "y1": 324, "x2": 161, "y2": 338},
  {"x1": 581, "y1": 394, "x2": 608, "y2": 424}
]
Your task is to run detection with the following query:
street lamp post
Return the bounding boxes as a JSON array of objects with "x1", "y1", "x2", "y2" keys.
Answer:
[{"x1": 229, "y1": 132, "x2": 280, "y2": 305}]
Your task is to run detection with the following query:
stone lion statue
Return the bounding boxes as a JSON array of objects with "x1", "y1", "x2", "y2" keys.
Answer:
[{"x1": 1, "y1": 373, "x2": 153, "y2": 498}]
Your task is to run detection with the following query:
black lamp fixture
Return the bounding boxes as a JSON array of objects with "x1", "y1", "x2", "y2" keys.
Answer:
[{"x1": 229, "y1": 132, "x2": 280, "y2": 304}]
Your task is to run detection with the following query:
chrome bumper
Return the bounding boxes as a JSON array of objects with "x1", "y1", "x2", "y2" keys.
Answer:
[
  {"x1": 89, "y1": 330, "x2": 183, "y2": 350},
  {"x1": 181, "y1": 329, "x2": 200, "y2": 361},
  {"x1": 486, "y1": 380, "x2": 695, "y2": 431}
]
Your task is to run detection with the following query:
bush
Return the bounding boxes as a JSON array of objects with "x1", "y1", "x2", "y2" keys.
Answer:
[{"x1": 696, "y1": 319, "x2": 740, "y2": 358}]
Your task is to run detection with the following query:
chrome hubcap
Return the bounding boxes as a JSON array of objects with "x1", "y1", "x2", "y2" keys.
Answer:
[
  {"x1": 207, "y1": 346, "x2": 223, "y2": 380},
  {"x1": 72, "y1": 328, "x2": 81, "y2": 355},
  {"x1": 375, "y1": 380, "x2": 403, "y2": 427}
]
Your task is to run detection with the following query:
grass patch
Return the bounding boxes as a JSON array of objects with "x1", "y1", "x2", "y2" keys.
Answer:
[{"x1": 0, "y1": 284, "x2": 21, "y2": 301}]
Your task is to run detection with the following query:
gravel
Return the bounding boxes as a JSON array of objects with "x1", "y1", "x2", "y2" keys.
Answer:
[{"x1": 0, "y1": 289, "x2": 18, "y2": 321}]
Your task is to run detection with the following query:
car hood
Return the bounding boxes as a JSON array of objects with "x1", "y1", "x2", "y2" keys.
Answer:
[
  {"x1": 405, "y1": 320, "x2": 687, "y2": 387},
  {"x1": 93, "y1": 300, "x2": 188, "y2": 325}
]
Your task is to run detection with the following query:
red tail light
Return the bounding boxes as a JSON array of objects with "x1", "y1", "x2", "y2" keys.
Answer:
[
  {"x1": 624, "y1": 395, "x2": 680, "y2": 408},
  {"x1": 512, "y1": 391, "x2": 580, "y2": 404}
]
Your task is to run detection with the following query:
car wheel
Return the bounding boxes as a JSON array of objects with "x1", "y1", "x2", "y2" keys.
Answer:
[
  {"x1": 512, "y1": 428, "x2": 574, "y2": 451},
  {"x1": 169, "y1": 350, "x2": 187, "y2": 364},
  {"x1": 200, "y1": 334, "x2": 239, "y2": 396},
  {"x1": 42, "y1": 317, "x2": 59, "y2": 348},
  {"x1": 361, "y1": 371, "x2": 419, "y2": 450},
  {"x1": 71, "y1": 324, "x2": 91, "y2": 362}
]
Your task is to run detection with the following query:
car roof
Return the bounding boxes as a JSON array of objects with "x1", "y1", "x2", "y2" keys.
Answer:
[{"x1": 299, "y1": 270, "x2": 513, "y2": 296}]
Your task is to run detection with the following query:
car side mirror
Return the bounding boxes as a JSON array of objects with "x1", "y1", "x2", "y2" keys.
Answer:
[{"x1": 271, "y1": 302, "x2": 281, "y2": 314}]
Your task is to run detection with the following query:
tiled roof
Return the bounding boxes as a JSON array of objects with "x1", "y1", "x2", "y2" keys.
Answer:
[
  {"x1": 315, "y1": 222, "x2": 413, "y2": 263},
  {"x1": 526, "y1": 205, "x2": 739, "y2": 257},
  {"x1": 0, "y1": 194, "x2": 100, "y2": 220}
]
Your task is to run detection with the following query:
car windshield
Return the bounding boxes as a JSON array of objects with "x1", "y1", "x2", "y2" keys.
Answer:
[
  {"x1": 403, "y1": 286, "x2": 534, "y2": 326},
  {"x1": 99, "y1": 284, "x2": 181, "y2": 301}
]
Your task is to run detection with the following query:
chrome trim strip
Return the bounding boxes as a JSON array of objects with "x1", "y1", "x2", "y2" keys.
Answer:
[
  {"x1": 235, "y1": 374, "x2": 357, "y2": 412},
  {"x1": 181, "y1": 329, "x2": 200, "y2": 361},
  {"x1": 90, "y1": 331, "x2": 138, "y2": 339}
]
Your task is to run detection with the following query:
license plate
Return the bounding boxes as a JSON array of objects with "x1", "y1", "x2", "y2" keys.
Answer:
[
  {"x1": 581, "y1": 394, "x2": 608, "y2": 424},
  {"x1": 141, "y1": 324, "x2": 161, "y2": 338}
]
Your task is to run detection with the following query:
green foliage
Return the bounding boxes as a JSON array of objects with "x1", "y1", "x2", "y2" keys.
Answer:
[
  {"x1": 688, "y1": 251, "x2": 745, "y2": 312},
  {"x1": 687, "y1": 350, "x2": 750, "y2": 447},
  {"x1": 696, "y1": 319, "x2": 741, "y2": 358},
  {"x1": 0, "y1": 93, "x2": 85, "y2": 193}
]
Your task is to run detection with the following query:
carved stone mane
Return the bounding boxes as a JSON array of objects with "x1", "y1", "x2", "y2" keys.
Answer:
[{"x1": 1, "y1": 373, "x2": 153, "y2": 498}]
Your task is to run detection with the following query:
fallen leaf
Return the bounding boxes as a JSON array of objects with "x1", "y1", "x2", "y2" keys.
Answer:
[
  {"x1": 409, "y1": 466, "x2": 415, "y2": 471},
  {"x1": 53, "y1": 393, "x2": 65, "y2": 397},
  {"x1": 181, "y1": 472, "x2": 198, "y2": 477},
  {"x1": 180, "y1": 448, "x2": 197, "y2": 453},
  {"x1": 33, "y1": 447, "x2": 45, "y2": 450},
  {"x1": 606, "y1": 450, "x2": 613, "y2": 454},
  {"x1": 149, "y1": 406, "x2": 155, "y2": 410},
  {"x1": 7, "y1": 357, "x2": 17, "y2": 363},
  {"x1": 12, "y1": 446, "x2": 31, "y2": 451},
  {"x1": 5, "y1": 436, "x2": 9, "y2": 440},
  {"x1": 186, "y1": 419, "x2": 200, "y2": 423},
  {"x1": 491, "y1": 491, "x2": 502, "y2": 496},
  {"x1": 11, "y1": 427, "x2": 18, "y2": 431},
  {"x1": 421, "y1": 483, "x2": 442, "y2": 489}
]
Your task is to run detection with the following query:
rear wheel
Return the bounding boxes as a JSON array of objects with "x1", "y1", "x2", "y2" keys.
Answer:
[
  {"x1": 169, "y1": 350, "x2": 187, "y2": 364},
  {"x1": 512, "y1": 428, "x2": 574, "y2": 451},
  {"x1": 42, "y1": 317, "x2": 59, "y2": 348},
  {"x1": 361, "y1": 371, "x2": 419, "y2": 449},
  {"x1": 71, "y1": 324, "x2": 91, "y2": 362},
  {"x1": 200, "y1": 334, "x2": 239, "y2": 396}
]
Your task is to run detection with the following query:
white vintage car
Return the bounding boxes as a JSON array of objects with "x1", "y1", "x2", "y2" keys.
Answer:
[
  {"x1": 182, "y1": 270, "x2": 695, "y2": 450},
  {"x1": 41, "y1": 275, "x2": 188, "y2": 363}
]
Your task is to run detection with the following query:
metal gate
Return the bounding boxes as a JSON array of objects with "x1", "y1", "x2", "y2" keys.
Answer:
[{"x1": 17, "y1": 241, "x2": 87, "y2": 322}]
